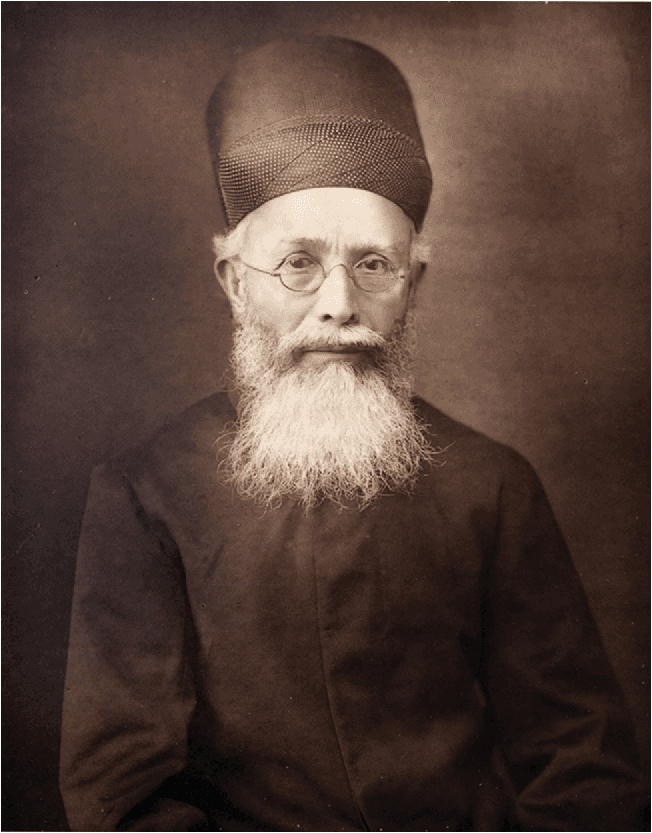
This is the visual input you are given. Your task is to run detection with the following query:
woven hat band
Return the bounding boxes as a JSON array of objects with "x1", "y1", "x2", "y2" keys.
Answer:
[{"x1": 218, "y1": 118, "x2": 431, "y2": 231}]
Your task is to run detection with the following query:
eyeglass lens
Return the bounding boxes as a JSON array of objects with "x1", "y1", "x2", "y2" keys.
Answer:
[{"x1": 278, "y1": 255, "x2": 399, "y2": 293}]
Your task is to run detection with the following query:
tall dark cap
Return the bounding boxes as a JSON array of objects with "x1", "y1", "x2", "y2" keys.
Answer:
[{"x1": 206, "y1": 36, "x2": 432, "y2": 230}]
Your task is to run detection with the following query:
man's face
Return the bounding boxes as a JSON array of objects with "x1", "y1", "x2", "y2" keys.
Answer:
[
  {"x1": 215, "y1": 187, "x2": 433, "y2": 509},
  {"x1": 221, "y1": 188, "x2": 415, "y2": 357}
]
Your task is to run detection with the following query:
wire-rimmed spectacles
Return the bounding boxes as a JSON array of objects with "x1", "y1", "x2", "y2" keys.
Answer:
[{"x1": 232, "y1": 253, "x2": 407, "y2": 294}]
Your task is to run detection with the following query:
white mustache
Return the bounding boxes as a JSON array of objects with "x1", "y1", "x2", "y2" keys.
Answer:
[{"x1": 278, "y1": 323, "x2": 388, "y2": 356}]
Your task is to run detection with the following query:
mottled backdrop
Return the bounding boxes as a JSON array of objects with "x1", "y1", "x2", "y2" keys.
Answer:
[{"x1": 3, "y1": 3, "x2": 649, "y2": 830}]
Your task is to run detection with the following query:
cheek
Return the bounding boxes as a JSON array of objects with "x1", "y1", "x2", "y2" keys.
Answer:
[
  {"x1": 243, "y1": 281, "x2": 305, "y2": 338},
  {"x1": 362, "y1": 293, "x2": 409, "y2": 336}
]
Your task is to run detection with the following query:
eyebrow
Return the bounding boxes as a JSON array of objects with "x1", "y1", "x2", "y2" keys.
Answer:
[{"x1": 270, "y1": 237, "x2": 406, "y2": 258}]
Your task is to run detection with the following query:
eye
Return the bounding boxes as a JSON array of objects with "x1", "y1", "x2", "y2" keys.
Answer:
[
  {"x1": 281, "y1": 253, "x2": 318, "y2": 271},
  {"x1": 355, "y1": 256, "x2": 392, "y2": 274}
]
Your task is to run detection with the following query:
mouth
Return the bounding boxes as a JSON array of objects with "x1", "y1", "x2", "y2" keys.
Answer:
[{"x1": 300, "y1": 346, "x2": 368, "y2": 364}]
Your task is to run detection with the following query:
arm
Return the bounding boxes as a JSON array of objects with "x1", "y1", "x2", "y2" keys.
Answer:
[
  {"x1": 482, "y1": 450, "x2": 647, "y2": 831},
  {"x1": 60, "y1": 463, "x2": 207, "y2": 831}
]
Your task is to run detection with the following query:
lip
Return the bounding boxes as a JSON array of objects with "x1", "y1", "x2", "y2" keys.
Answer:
[
  {"x1": 301, "y1": 348, "x2": 365, "y2": 363},
  {"x1": 306, "y1": 346, "x2": 361, "y2": 353}
]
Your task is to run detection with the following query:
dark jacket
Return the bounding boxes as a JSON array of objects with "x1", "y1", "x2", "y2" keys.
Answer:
[{"x1": 60, "y1": 394, "x2": 646, "y2": 831}]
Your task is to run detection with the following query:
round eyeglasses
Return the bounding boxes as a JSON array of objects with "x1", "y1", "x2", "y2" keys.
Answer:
[{"x1": 233, "y1": 253, "x2": 407, "y2": 294}]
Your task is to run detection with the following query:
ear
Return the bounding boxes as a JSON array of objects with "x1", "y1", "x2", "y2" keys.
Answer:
[
  {"x1": 407, "y1": 261, "x2": 427, "y2": 306},
  {"x1": 214, "y1": 258, "x2": 246, "y2": 317}
]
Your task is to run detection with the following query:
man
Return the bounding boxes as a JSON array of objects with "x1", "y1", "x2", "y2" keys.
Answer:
[{"x1": 60, "y1": 37, "x2": 645, "y2": 831}]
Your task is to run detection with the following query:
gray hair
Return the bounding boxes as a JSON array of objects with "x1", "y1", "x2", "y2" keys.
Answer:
[{"x1": 212, "y1": 218, "x2": 252, "y2": 264}]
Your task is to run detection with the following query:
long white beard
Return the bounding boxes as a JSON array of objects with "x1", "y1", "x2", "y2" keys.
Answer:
[{"x1": 218, "y1": 311, "x2": 434, "y2": 509}]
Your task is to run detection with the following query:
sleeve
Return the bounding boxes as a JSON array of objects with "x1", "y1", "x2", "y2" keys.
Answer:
[
  {"x1": 481, "y1": 450, "x2": 648, "y2": 832},
  {"x1": 60, "y1": 463, "x2": 208, "y2": 831}
]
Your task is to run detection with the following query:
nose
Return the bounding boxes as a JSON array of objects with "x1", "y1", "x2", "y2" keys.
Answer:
[{"x1": 312, "y1": 264, "x2": 359, "y2": 325}]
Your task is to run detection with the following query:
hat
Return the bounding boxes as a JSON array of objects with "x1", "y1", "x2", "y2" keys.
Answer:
[{"x1": 206, "y1": 36, "x2": 432, "y2": 230}]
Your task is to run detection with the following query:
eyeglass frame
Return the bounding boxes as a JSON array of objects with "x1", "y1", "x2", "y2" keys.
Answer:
[{"x1": 230, "y1": 252, "x2": 411, "y2": 294}]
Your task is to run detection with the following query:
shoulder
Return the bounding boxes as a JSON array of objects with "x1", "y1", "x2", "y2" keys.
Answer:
[
  {"x1": 152, "y1": 392, "x2": 237, "y2": 455},
  {"x1": 413, "y1": 395, "x2": 532, "y2": 472},
  {"x1": 105, "y1": 393, "x2": 236, "y2": 491},
  {"x1": 411, "y1": 395, "x2": 542, "y2": 501}
]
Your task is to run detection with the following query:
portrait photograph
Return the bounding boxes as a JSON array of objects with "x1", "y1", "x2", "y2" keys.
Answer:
[{"x1": 3, "y1": 3, "x2": 649, "y2": 831}]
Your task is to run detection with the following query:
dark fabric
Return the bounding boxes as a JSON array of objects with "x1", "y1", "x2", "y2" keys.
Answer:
[
  {"x1": 206, "y1": 37, "x2": 432, "y2": 230},
  {"x1": 60, "y1": 394, "x2": 646, "y2": 831}
]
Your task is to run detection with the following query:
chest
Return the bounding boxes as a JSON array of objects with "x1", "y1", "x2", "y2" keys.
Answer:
[{"x1": 175, "y1": 488, "x2": 496, "y2": 673}]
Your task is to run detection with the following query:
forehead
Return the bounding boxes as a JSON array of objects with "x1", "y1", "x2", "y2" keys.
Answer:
[{"x1": 240, "y1": 188, "x2": 413, "y2": 256}]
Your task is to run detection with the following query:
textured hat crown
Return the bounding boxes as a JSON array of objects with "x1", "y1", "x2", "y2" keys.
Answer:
[{"x1": 206, "y1": 37, "x2": 432, "y2": 230}]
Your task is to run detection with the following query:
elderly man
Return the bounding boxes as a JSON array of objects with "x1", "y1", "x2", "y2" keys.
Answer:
[{"x1": 60, "y1": 37, "x2": 645, "y2": 832}]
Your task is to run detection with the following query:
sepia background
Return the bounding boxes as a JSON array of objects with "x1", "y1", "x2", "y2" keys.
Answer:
[{"x1": 3, "y1": 3, "x2": 649, "y2": 830}]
